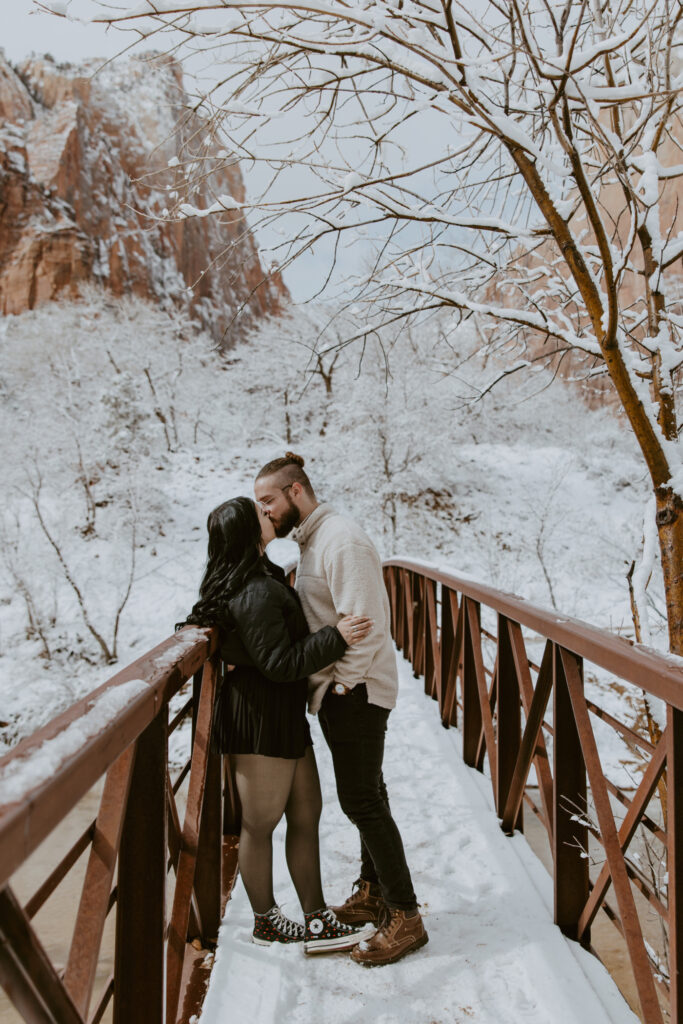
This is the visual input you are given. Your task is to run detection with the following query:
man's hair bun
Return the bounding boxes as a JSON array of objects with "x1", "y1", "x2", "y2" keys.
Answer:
[
  {"x1": 256, "y1": 451, "x2": 314, "y2": 494},
  {"x1": 285, "y1": 452, "x2": 305, "y2": 467}
]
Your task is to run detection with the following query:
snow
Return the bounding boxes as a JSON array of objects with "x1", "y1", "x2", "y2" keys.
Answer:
[
  {"x1": 178, "y1": 195, "x2": 242, "y2": 218},
  {"x1": 0, "y1": 678, "x2": 147, "y2": 806},
  {"x1": 341, "y1": 171, "x2": 362, "y2": 193},
  {"x1": 0, "y1": 291, "x2": 665, "y2": 780},
  {"x1": 152, "y1": 626, "x2": 211, "y2": 670},
  {"x1": 198, "y1": 655, "x2": 639, "y2": 1024}
]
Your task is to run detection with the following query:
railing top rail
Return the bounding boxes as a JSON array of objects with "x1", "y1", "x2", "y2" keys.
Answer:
[
  {"x1": 0, "y1": 625, "x2": 216, "y2": 890},
  {"x1": 385, "y1": 558, "x2": 683, "y2": 709}
]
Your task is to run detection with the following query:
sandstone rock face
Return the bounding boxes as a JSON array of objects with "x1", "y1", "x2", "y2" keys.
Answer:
[{"x1": 0, "y1": 51, "x2": 287, "y2": 340}]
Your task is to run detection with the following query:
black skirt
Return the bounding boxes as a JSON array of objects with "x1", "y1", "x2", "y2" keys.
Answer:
[{"x1": 214, "y1": 665, "x2": 312, "y2": 759}]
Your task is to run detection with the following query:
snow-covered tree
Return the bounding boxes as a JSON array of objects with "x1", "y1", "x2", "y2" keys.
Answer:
[{"x1": 50, "y1": 0, "x2": 683, "y2": 652}]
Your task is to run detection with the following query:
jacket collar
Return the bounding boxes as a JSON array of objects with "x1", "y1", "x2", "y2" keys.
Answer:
[{"x1": 292, "y1": 502, "x2": 333, "y2": 548}]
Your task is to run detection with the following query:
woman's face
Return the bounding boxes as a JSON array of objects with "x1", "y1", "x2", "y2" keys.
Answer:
[{"x1": 257, "y1": 503, "x2": 276, "y2": 547}]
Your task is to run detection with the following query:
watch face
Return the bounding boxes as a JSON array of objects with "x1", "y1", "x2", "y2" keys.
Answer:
[{"x1": 334, "y1": 683, "x2": 345, "y2": 694}]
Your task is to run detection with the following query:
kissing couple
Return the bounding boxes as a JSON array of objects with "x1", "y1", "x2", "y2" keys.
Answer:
[{"x1": 184, "y1": 453, "x2": 428, "y2": 966}]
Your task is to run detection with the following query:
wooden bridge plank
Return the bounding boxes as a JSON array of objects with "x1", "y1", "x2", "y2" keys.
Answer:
[
  {"x1": 668, "y1": 706, "x2": 683, "y2": 1024},
  {"x1": 497, "y1": 616, "x2": 521, "y2": 827},
  {"x1": 501, "y1": 646, "x2": 553, "y2": 834},
  {"x1": 577, "y1": 733, "x2": 667, "y2": 940},
  {"x1": 194, "y1": 727, "x2": 223, "y2": 945},
  {"x1": 424, "y1": 579, "x2": 439, "y2": 701},
  {"x1": 510, "y1": 630, "x2": 555, "y2": 841},
  {"x1": 25, "y1": 820, "x2": 95, "y2": 921},
  {"x1": 65, "y1": 747, "x2": 135, "y2": 1018},
  {"x1": 553, "y1": 645, "x2": 589, "y2": 945},
  {"x1": 464, "y1": 598, "x2": 498, "y2": 785},
  {"x1": 475, "y1": 656, "x2": 498, "y2": 775},
  {"x1": 114, "y1": 714, "x2": 167, "y2": 1024},
  {"x1": 0, "y1": 886, "x2": 83, "y2": 1024},
  {"x1": 167, "y1": 774, "x2": 203, "y2": 938},
  {"x1": 166, "y1": 658, "x2": 217, "y2": 1024},
  {"x1": 561, "y1": 647, "x2": 664, "y2": 1024},
  {"x1": 439, "y1": 587, "x2": 457, "y2": 724},
  {"x1": 440, "y1": 591, "x2": 462, "y2": 727}
]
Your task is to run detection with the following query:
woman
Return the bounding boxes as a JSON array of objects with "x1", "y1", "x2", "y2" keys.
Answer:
[{"x1": 184, "y1": 496, "x2": 375, "y2": 954}]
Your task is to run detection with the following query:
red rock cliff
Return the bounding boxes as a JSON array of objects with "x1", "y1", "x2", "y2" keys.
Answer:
[{"x1": 0, "y1": 51, "x2": 287, "y2": 341}]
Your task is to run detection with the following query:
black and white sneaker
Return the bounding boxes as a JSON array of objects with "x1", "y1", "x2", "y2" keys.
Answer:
[
  {"x1": 252, "y1": 905, "x2": 305, "y2": 946},
  {"x1": 303, "y1": 907, "x2": 376, "y2": 954}
]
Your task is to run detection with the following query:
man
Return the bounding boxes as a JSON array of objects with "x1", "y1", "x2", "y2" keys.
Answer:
[{"x1": 254, "y1": 452, "x2": 428, "y2": 967}]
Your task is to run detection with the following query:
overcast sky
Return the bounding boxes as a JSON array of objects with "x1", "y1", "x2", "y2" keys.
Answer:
[{"x1": 5, "y1": 2, "x2": 125, "y2": 64}]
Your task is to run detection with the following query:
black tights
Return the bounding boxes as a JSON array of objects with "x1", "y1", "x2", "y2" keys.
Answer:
[{"x1": 232, "y1": 746, "x2": 325, "y2": 916}]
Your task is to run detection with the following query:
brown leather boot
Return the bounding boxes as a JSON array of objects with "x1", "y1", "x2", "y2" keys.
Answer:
[
  {"x1": 350, "y1": 906, "x2": 428, "y2": 966},
  {"x1": 329, "y1": 879, "x2": 386, "y2": 925}
]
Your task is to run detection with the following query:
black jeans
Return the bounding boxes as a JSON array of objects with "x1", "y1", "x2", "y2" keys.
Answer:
[{"x1": 318, "y1": 683, "x2": 417, "y2": 911}]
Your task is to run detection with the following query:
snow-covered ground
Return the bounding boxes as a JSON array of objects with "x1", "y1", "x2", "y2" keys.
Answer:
[
  {"x1": 0, "y1": 289, "x2": 664, "y2": 760},
  {"x1": 198, "y1": 654, "x2": 639, "y2": 1024},
  {"x1": 0, "y1": 288, "x2": 668, "y2": 1020}
]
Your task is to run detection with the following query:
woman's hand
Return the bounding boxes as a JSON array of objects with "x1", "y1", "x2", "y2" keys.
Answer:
[{"x1": 337, "y1": 615, "x2": 373, "y2": 645}]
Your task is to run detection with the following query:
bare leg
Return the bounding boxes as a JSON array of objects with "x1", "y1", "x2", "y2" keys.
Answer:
[
  {"x1": 284, "y1": 745, "x2": 326, "y2": 914},
  {"x1": 232, "y1": 753, "x2": 297, "y2": 915}
]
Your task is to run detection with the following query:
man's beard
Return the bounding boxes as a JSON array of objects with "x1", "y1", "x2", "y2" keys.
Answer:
[{"x1": 272, "y1": 497, "x2": 300, "y2": 538}]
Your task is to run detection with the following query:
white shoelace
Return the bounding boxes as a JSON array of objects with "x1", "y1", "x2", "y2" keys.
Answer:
[
  {"x1": 318, "y1": 907, "x2": 354, "y2": 934},
  {"x1": 267, "y1": 906, "x2": 303, "y2": 938}
]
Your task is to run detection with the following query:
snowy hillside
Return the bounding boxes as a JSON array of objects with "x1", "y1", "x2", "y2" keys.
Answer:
[{"x1": 0, "y1": 287, "x2": 660, "y2": 755}]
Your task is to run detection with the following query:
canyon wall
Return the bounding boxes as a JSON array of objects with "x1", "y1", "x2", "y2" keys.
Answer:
[{"x1": 0, "y1": 51, "x2": 287, "y2": 341}]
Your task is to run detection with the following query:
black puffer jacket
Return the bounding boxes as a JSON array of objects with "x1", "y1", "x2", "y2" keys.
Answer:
[{"x1": 219, "y1": 566, "x2": 347, "y2": 681}]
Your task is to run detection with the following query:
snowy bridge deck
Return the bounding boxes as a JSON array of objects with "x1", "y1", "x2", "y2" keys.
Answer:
[{"x1": 198, "y1": 654, "x2": 637, "y2": 1024}]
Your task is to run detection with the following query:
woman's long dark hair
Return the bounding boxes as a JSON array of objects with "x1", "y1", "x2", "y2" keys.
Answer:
[{"x1": 183, "y1": 497, "x2": 264, "y2": 628}]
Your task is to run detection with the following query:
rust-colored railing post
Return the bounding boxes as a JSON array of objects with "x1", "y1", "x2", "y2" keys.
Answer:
[
  {"x1": 396, "y1": 568, "x2": 406, "y2": 652},
  {"x1": 496, "y1": 615, "x2": 522, "y2": 829},
  {"x1": 669, "y1": 706, "x2": 683, "y2": 1023},
  {"x1": 114, "y1": 712, "x2": 167, "y2": 1024},
  {"x1": 405, "y1": 570, "x2": 416, "y2": 664},
  {"x1": 412, "y1": 575, "x2": 426, "y2": 678},
  {"x1": 193, "y1": 659, "x2": 223, "y2": 946},
  {"x1": 424, "y1": 578, "x2": 437, "y2": 700},
  {"x1": 552, "y1": 645, "x2": 589, "y2": 946},
  {"x1": 192, "y1": 668, "x2": 202, "y2": 743},
  {"x1": 385, "y1": 567, "x2": 398, "y2": 645},
  {"x1": 442, "y1": 592, "x2": 463, "y2": 729},
  {"x1": 439, "y1": 587, "x2": 457, "y2": 726},
  {"x1": 462, "y1": 598, "x2": 483, "y2": 768}
]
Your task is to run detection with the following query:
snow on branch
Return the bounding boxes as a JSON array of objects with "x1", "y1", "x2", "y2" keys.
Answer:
[{"x1": 61, "y1": 0, "x2": 682, "y2": 502}]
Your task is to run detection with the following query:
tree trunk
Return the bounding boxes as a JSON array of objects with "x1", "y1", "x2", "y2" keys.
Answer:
[{"x1": 656, "y1": 486, "x2": 683, "y2": 656}]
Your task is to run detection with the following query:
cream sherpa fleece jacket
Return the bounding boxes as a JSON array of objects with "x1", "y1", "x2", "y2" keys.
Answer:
[{"x1": 292, "y1": 504, "x2": 398, "y2": 714}]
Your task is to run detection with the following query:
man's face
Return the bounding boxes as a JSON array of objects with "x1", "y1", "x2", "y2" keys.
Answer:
[{"x1": 254, "y1": 476, "x2": 301, "y2": 538}]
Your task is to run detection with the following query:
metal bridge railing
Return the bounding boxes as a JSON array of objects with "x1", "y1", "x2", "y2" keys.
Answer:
[
  {"x1": 384, "y1": 558, "x2": 683, "y2": 1024},
  {"x1": 0, "y1": 624, "x2": 231, "y2": 1024}
]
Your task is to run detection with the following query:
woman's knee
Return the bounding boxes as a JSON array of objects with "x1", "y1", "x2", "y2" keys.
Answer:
[{"x1": 240, "y1": 811, "x2": 282, "y2": 839}]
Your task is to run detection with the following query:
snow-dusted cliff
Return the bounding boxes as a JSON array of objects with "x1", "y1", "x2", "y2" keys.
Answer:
[{"x1": 0, "y1": 50, "x2": 287, "y2": 339}]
